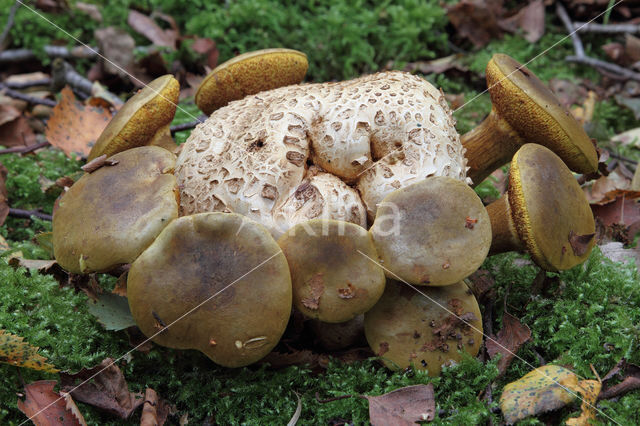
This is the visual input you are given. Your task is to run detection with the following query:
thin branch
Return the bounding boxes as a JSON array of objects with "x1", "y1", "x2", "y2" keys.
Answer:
[
  {"x1": 0, "y1": 141, "x2": 50, "y2": 155},
  {"x1": 609, "y1": 153, "x2": 638, "y2": 166},
  {"x1": 9, "y1": 208, "x2": 52, "y2": 221},
  {"x1": 4, "y1": 78, "x2": 51, "y2": 89},
  {"x1": 51, "y1": 59, "x2": 93, "y2": 95},
  {"x1": 0, "y1": 0, "x2": 20, "y2": 52},
  {"x1": 573, "y1": 22, "x2": 640, "y2": 34},
  {"x1": 0, "y1": 83, "x2": 56, "y2": 107},
  {"x1": 566, "y1": 55, "x2": 640, "y2": 81},
  {"x1": 556, "y1": 3, "x2": 584, "y2": 58},
  {"x1": 0, "y1": 45, "x2": 98, "y2": 63},
  {"x1": 170, "y1": 116, "x2": 207, "y2": 134}
]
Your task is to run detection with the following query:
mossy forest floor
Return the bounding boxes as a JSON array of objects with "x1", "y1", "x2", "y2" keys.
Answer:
[{"x1": 1, "y1": 1, "x2": 639, "y2": 424}]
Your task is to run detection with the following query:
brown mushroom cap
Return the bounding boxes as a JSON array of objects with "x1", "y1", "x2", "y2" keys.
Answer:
[
  {"x1": 370, "y1": 176, "x2": 491, "y2": 286},
  {"x1": 364, "y1": 280, "x2": 482, "y2": 376},
  {"x1": 278, "y1": 219, "x2": 386, "y2": 323},
  {"x1": 489, "y1": 143, "x2": 595, "y2": 270},
  {"x1": 195, "y1": 48, "x2": 308, "y2": 115},
  {"x1": 53, "y1": 146, "x2": 178, "y2": 274},
  {"x1": 127, "y1": 212, "x2": 292, "y2": 368},
  {"x1": 87, "y1": 74, "x2": 179, "y2": 161},
  {"x1": 486, "y1": 54, "x2": 598, "y2": 174}
]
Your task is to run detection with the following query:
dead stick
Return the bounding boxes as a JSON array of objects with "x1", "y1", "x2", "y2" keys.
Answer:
[
  {"x1": 0, "y1": 45, "x2": 98, "y2": 63},
  {"x1": 170, "y1": 116, "x2": 207, "y2": 134},
  {"x1": 9, "y1": 208, "x2": 52, "y2": 221},
  {"x1": 5, "y1": 78, "x2": 51, "y2": 89},
  {"x1": 566, "y1": 55, "x2": 640, "y2": 81},
  {"x1": 0, "y1": 141, "x2": 50, "y2": 155},
  {"x1": 0, "y1": 0, "x2": 20, "y2": 52},
  {"x1": 556, "y1": 3, "x2": 584, "y2": 58},
  {"x1": 0, "y1": 83, "x2": 56, "y2": 107},
  {"x1": 573, "y1": 22, "x2": 640, "y2": 34}
]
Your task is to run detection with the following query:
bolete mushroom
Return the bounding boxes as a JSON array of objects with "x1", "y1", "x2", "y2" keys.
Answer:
[
  {"x1": 195, "y1": 48, "x2": 309, "y2": 115},
  {"x1": 176, "y1": 71, "x2": 469, "y2": 236},
  {"x1": 364, "y1": 279, "x2": 482, "y2": 376},
  {"x1": 461, "y1": 54, "x2": 598, "y2": 185},
  {"x1": 369, "y1": 176, "x2": 491, "y2": 286},
  {"x1": 87, "y1": 74, "x2": 180, "y2": 161},
  {"x1": 278, "y1": 219, "x2": 385, "y2": 323},
  {"x1": 487, "y1": 143, "x2": 596, "y2": 271},
  {"x1": 53, "y1": 146, "x2": 178, "y2": 274},
  {"x1": 127, "y1": 212, "x2": 292, "y2": 368}
]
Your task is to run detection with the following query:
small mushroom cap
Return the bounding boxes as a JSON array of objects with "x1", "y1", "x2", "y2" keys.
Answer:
[
  {"x1": 278, "y1": 219, "x2": 386, "y2": 323},
  {"x1": 127, "y1": 212, "x2": 292, "y2": 368},
  {"x1": 486, "y1": 54, "x2": 598, "y2": 174},
  {"x1": 509, "y1": 144, "x2": 595, "y2": 270},
  {"x1": 370, "y1": 176, "x2": 491, "y2": 286},
  {"x1": 364, "y1": 280, "x2": 482, "y2": 376},
  {"x1": 195, "y1": 48, "x2": 308, "y2": 115},
  {"x1": 87, "y1": 74, "x2": 179, "y2": 161},
  {"x1": 53, "y1": 146, "x2": 178, "y2": 274}
]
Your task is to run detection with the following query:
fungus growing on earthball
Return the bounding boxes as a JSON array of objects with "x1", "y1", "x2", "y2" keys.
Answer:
[
  {"x1": 278, "y1": 219, "x2": 385, "y2": 323},
  {"x1": 195, "y1": 48, "x2": 309, "y2": 115},
  {"x1": 53, "y1": 146, "x2": 179, "y2": 274},
  {"x1": 176, "y1": 71, "x2": 469, "y2": 236},
  {"x1": 87, "y1": 74, "x2": 180, "y2": 161},
  {"x1": 364, "y1": 280, "x2": 482, "y2": 376},
  {"x1": 127, "y1": 212, "x2": 292, "y2": 368},
  {"x1": 370, "y1": 176, "x2": 491, "y2": 286}
]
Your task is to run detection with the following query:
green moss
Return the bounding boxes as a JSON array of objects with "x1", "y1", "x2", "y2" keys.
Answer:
[{"x1": 170, "y1": 100, "x2": 201, "y2": 145}]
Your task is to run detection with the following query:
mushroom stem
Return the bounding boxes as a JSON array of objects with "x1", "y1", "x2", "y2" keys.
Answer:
[
  {"x1": 485, "y1": 195, "x2": 523, "y2": 254},
  {"x1": 461, "y1": 108, "x2": 522, "y2": 186}
]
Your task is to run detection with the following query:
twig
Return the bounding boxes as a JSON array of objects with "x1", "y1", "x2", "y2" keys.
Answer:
[
  {"x1": 573, "y1": 22, "x2": 640, "y2": 34},
  {"x1": 0, "y1": 45, "x2": 98, "y2": 63},
  {"x1": 9, "y1": 208, "x2": 52, "y2": 221},
  {"x1": 609, "y1": 153, "x2": 638, "y2": 166},
  {"x1": 0, "y1": 83, "x2": 56, "y2": 107},
  {"x1": 170, "y1": 116, "x2": 207, "y2": 134},
  {"x1": 556, "y1": 3, "x2": 584, "y2": 58},
  {"x1": 314, "y1": 392, "x2": 354, "y2": 404},
  {"x1": 0, "y1": 141, "x2": 50, "y2": 155},
  {"x1": 4, "y1": 78, "x2": 51, "y2": 89},
  {"x1": 51, "y1": 59, "x2": 93, "y2": 95},
  {"x1": 0, "y1": 0, "x2": 20, "y2": 52}
]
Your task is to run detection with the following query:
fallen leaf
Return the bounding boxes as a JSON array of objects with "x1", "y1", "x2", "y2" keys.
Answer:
[
  {"x1": 0, "y1": 330, "x2": 58, "y2": 372},
  {"x1": 625, "y1": 34, "x2": 640, "y2": 63},
  {"x1": 500, "y1": 365, "x2": 579, "y2": 424},
  {"x1": 603, "y1": 42, "x2": 626, "y2": 63},
  {"x1": 0, "y1": 104, "x2": 21, "y2": 127},
  {"x1": 566, "y1": 379, "x2": 601, "y2": 425},
  {"x1": 498, "y1": 0, "x2": 545, "y2": 43},
  {"x1": 127, "y1": 10, "x2": 177, "y2": 48},
  {"x1": 611, "y1": 127, "x2": 640, "y2": 148},
  {"x1": 8, "y1": 257, "x2": 58, "y2": 272},
  {"x1": 34, "y1": 232, "x2": 54, "y2": 258},
  {"x1": 190, "y1": 37, "x2": 219, "y2": 68},
  {"x1": 140, "y1": 388, "x2": 173, "y2": 426},
  {"x1": 0, "y1": 234, "x2": 9, "y2": 251},
  {"x1": 60, "y1": 358, "x2": 144, "y2": 419},
  {"x1": 570, "y1": 90, "x2": 597, "y2": 125},
  {"x1": 61, "y1": 391, "x2": 88, "y2": 426},
  {"x1": 365, "y1": 384, "x2": 436, "y2": 425},
  {"x1": 45, "y1": 87, "x2": 112, "y2": 158},
  {"x1": 94, "y1": 27, "x2": 136, "y2": 78},
  {"x1": 447, "y1": 0, "x2": 504, "y2": 47},
  {"x1": 584, "y1": 168, "x2": 634, "y2": 204},
  {"x1": 404, "y1": 54, "x2": 468, "y2": 75},
  {"x1": 615, "y1": 95, "x2": 640, "y2": 120},
  {"x1": 549, "y1": 79, "x2": 587, "y2": 109},
  {"x1": 486, "y1": 312, "x2": 531, "y2": 375},
  {"x1": 87, "y1": 293, "x2": 137, "y2": 331},
  {"x1": 599, "y1": 242, "x2": 640, "y2": 265},
  {"x1": 568, "y1": 231, "x2": 595, "y2": 257},
  {"x1": 74, "y1": 2, "x2": 102, "y2": 22},
  {"x1": 36, "y1": 0, "x2": 67, "y2": 13},
  {"x1": 112, "y1": 271, "x2": 128, "y2": 297},
  {"x1": 18, "y1": 380, "x2": 84, "y2": 426},
  {"x1": 0, "y1": 110, "x2": 36, "y2": 148}
]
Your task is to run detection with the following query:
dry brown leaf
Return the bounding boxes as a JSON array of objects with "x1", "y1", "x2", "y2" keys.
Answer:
[
  {"x1": 94, "y1": 27, "x2": 135, "y2": 78},
  {"x1": 486, "y1": 312, "x2": 531, "y2": 376},
  {"x1": 566, "y1": 379, "x2": 601, "y2": 425},
  {"x1": 611, "y1": 127, "x2": 640, "y2": 148},
  {"x1": 74, "y1": 2, "x2": 102, "y2": 22},
  {"x1": 8, "y1": 257, "x2": 58, "y2": 272},
  {"x1": 61, "y1": 391, "x2": 88, "y2": 426},
  {"x1": 45, "y1": 86, "x2": 112, "y2": 158},
  {"x1": 18, "y1": 380, "x2": 84, "y2": 426},
  {"x1": 498, "y1": 0, "x2": 545, "y2": 43},
  {"x1": 140, "y1": 388, "x2": 173, "y2": 426},
  {"x1": 128, "y1": 10, "x2": 177, "y2": 48},
  {"x1": 404, "y1": 54, "x2": 468, "y2": 75},
  {"x1": 584, "y1": 168, "x2": 633, "y2": 204},
  {"x1": 60, "y1": 358, "x2": 144, "y2": 419},
  {"x1": 549, "y1": 79, "x2": 587, "y2": 109},
  {"x1": 190, "y1": 37, "x2": 219, "y2": 68},
  {"x1": 0, "y1": 330, "x2": 58, "y2": 372},
  {"x1": 571, "y1": 91, "x2": 597, "y2": 125},
  {"x1": 365, "y1": 384, "x2": 436, "y2": 425},
  {"x1": 447, "y1": 0, "x2": 504, "y2": 47},
  {"x1": 0, "y1": 104, "x2": 21, "y2": 127},
  {"x1": 0, "y1": 111, "x2": 36, "y2": 148}
]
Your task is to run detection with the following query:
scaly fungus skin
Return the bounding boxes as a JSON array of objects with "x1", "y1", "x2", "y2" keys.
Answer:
[
  {"x1": 87, "y1": 75, "x2": 180, "y2": 161},
  {"x1": 127, "y1": 212, "x2": 292, "y2": 368},
  {"x1": 176, "y1": 71, "x2": 468, "y2": 236},
  {"x1": 53, "y1": 146, "x2": 179, "y2": 274}
]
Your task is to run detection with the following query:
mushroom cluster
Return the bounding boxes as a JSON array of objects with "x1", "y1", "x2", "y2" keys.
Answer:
[{"x1": 52, "y1": 50, "x2": 597, "y2": 374}]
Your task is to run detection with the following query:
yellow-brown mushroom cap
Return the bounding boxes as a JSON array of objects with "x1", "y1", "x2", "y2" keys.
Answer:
[
  {"x1": 53, "y1": 146, "x2": 179, "y2": 274},
  {"x1": 87, "y1": 74, "x2": 180, "y2": 161},
  {"x1": 508, "y1": 144, "x2": 595, "y2": 271},
  {"x1": 486, "y1": 53, "x2": 598, "y2": 174},
  {"x1": 195, "y1": 48, "x2": 308, "y2": 115},
  {"x1": 364, "y1": 280, "x2": 482, "y2": 376},
  {"x1": 370, "y1": 176, "x2": 491, "y2": 286},
  {"x1": 127, "y1": 212, "x2": 292, "y2": 368},
  {"x1": 278, "y1": 219, "x2": 385, "y2": 323}
]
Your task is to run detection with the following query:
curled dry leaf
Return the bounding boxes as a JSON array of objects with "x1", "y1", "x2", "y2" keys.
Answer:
[
  {"x1": 0, "y1": 105, "x2": 36, "y2": 148},
  {"x1": 447, "y1": 0, "x2": 504, "y2": 47},
  {"x1": 60, "y1": 358, "x2": 144, "y2": 419},
  {"x1": 127, "y1": 10, "x2": 177, "y2": 49},
  {"x1": 486, "y1": 312, "x2": 531, "y2": 376},
  {"x1": 140, "y1": 388, "x2": 173, "y2": 426},
  {"x1": 498, "y1": 0, "x2": 545, "y2": 43},
  {"x1": 365, "y1": 384, "x2": 436, "y2": 426},
  {"x1": 18, "y1": 380, "x2": 85, "y2": 426},
  {"x1": 45, "y1": 87, "x2": 112, "y2": 158},
  {"x1": 0, "y1": 330, "x2": 58, "y2": 372}
]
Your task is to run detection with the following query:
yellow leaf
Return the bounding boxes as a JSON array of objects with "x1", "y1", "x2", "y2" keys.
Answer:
[
  {"x1": 566, "y1": 379, "x2": 602, "y2": 426},
  {"x1": 0, "y1": 330, "x2": 58, "y2": 373},
  {"x1": 500, "y1": 365, "x2": 579, "y2": 424}
]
